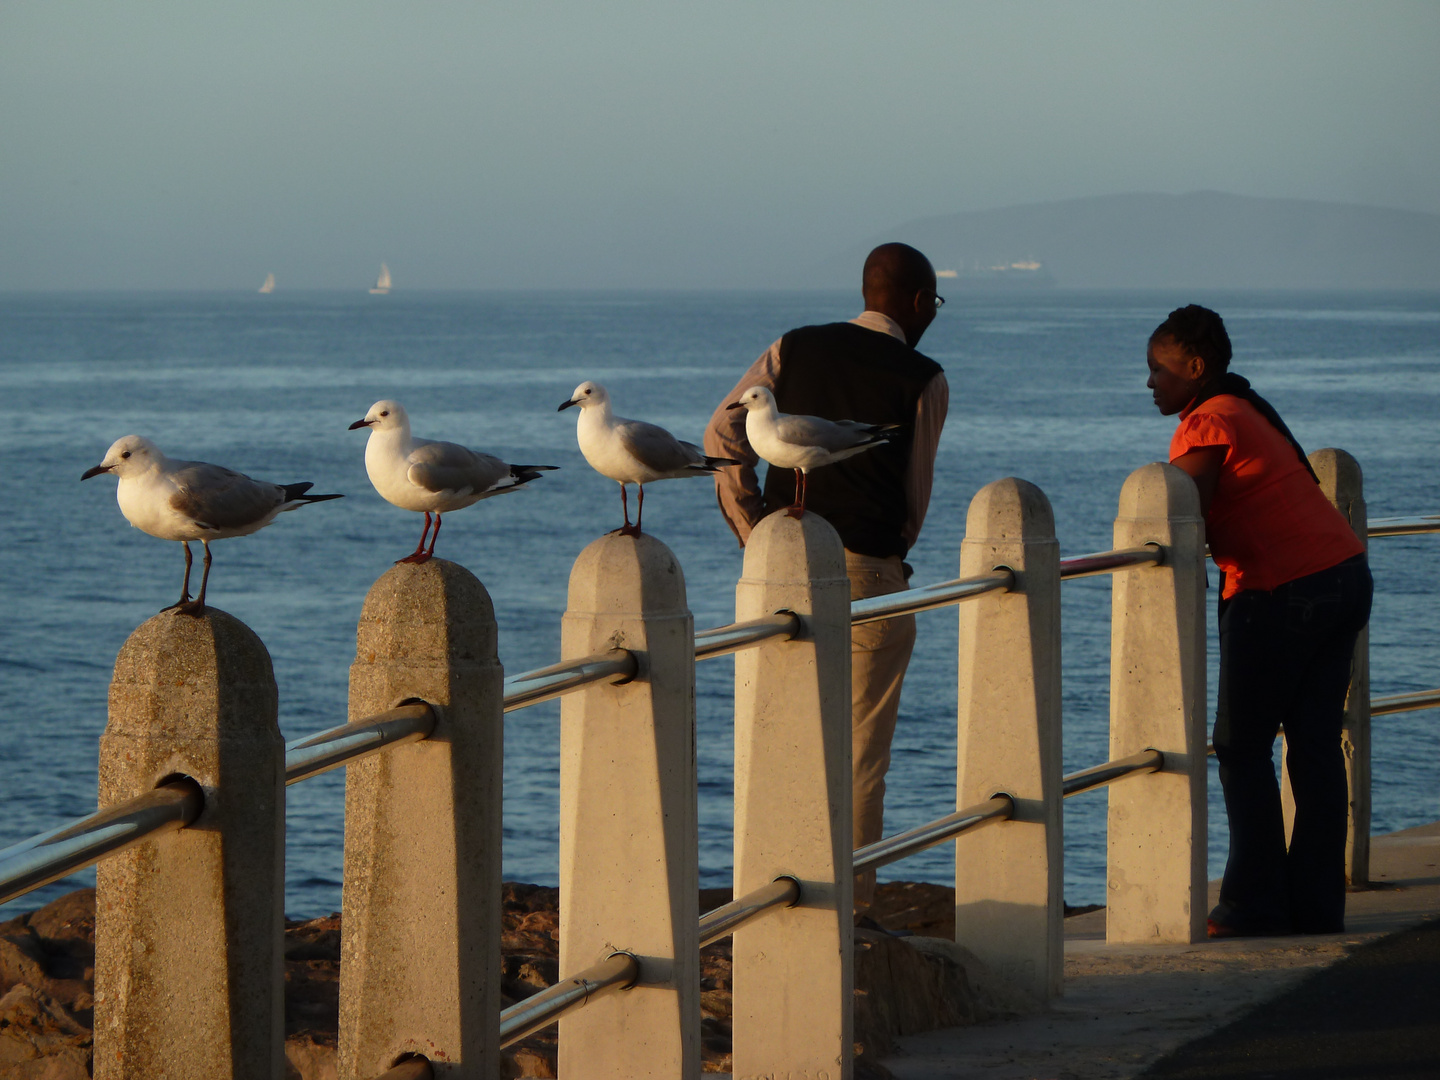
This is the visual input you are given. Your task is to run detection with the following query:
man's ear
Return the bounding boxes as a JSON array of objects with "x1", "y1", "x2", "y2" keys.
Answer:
[{"x1": 1188, "y1": 354, "x2": 1209, "y2": 381}]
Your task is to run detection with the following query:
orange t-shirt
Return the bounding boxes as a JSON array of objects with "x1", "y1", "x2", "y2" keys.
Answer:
[{"x1": 1170, "y1": 394, "x2": 1363, "y2": 598}]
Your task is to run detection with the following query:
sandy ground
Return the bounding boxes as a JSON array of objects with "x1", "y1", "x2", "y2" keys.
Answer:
[{"x1": 883, "y1": 821, "x2": 1440, "y2": 1080}]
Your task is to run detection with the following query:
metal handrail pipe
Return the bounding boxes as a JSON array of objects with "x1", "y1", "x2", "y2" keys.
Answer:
[
  {"x1": 694, "y1": 612, "x2": 803, "y2": 661},
  {"x1": 1058, "y1": 544, "x2": 1164, "y2": 581},
  {"x1": 851, "y1": 569, "x2": 1015, "y2": 626},
  {"x1": 852, "y1": 795, "x2": 1014, "y2": 874},
  {"x1": 499, "y1": 950, "x2": 639, "y2": 1048},
  {"x1": 1367, "y1": 514, "x2": 1440, "y2": 538},
  {"x1": 502, "y1": 649, "x2": 638, "y2": 713},
  {"x1": 1061, "y1": 748, "x2": 1165, "y2": 799},
  {"x1": 0, "y1": 779, "x2": 204, "y2": 906},
  {"x1": 371, "y1": 1057, "x2": 433, "y2": 1080},
  {"x1": 284, "y1": 703, "x2": 438, "y2": 786},
  {"x1": 1371, "y1": 688, "x2": 1440, "y2": 716},
  {"x1": 698, "y1": 876, "x2": 801, "y2": 948}
]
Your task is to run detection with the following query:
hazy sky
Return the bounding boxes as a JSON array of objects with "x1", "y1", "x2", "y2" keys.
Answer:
[{"x1": 3, "y1": 1, "x2": 1437, "y2": 289}]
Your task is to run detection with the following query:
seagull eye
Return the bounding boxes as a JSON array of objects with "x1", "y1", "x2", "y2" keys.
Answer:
[
  {"x1": 584, "y1": 388, "x2": 592, "y2": 395},
  {"x1": 380, "y1": 411, "x2": 389, "y2": 417},
  {"x1": 121, "y1": 451, "x2": 131, "y2": 459}
]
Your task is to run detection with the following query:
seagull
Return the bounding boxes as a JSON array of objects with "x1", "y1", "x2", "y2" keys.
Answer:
[
  {"x1": 350, "y1": 399, "x2": 558, "y2": 563},
  {"x1": 558, "y1": 380, "x2": 738, "y2": 536},
  {"x1": 81, "y1": 435, "x2": 344, "y2": 614},
  {"x1": 726, "y1": 385, "x2": 899, "y2": 517}
]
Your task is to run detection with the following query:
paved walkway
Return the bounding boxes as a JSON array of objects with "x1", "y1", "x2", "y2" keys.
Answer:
[{"x1": 883, "y1": 821, "x2": 1440, "y2": 1080}]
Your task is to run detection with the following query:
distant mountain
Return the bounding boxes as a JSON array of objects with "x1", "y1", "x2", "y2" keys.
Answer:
[{"x1": 819, "y1": 192, "x2": 1440, "y2": 289}]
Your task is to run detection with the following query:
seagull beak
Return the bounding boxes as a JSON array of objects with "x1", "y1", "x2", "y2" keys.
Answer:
[
  {"x1": 725, "y1": 401, "x2": 745, "y2": 411},
  {"x1": 348, "y1": 419, "x2": 374, "y2": 430},
  {"x1": 557, "y1": 398, "x2": 579, "y2": 412},
  {"x1": 81, "y1": 463, "x2": 112, "y2": 480}
]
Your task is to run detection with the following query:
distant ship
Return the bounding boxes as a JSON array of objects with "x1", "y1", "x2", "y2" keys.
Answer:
[
  {"x1": 258, "y1": 272, "x2": 275, "y2": 294},
  {"x1": 936, "y1": 259, "x2": 1055, "y2": 289},
  {"x1": 370, "y1": 263, "x2": 392, "y2": 295}
]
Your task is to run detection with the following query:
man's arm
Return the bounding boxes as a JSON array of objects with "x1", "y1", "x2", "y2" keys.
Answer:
[
  {"x1": 704, "y1": 340, "x2": 782, "y2": 546},
  {"x1": 901, "y1": 372, "x2": 950, "y2": 551}
]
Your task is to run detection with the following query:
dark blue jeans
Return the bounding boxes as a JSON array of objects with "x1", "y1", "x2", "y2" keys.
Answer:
[{"x1": 1213, "y1": 553, "x2": 1373, "y2": 934}]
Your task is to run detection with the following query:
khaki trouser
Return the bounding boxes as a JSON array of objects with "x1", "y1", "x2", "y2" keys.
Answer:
[{"x1": 846, "y1": 550, "x2": 917, "y2": 908}]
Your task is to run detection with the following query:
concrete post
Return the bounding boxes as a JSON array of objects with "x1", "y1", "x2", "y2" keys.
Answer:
[
  {"x1": 1280, "y1": 449, "x2": 1370, "y2": 885},
  {"x1": 1106, "y1": 463, "x2": 1208, "y2": 944},
  {"x1": 558, "y1": 533, "x2": 699, "y2": 1079},
  {"x1": 94, "y1": 609, "x2": 284, "y2": 1080},
  {"x1": 954, "y1": 478, "x2": 1062, "y2": 1001},
  {"x1": 339, "y1": 561, "x2": 504, "y2": 1080},
  {"x1": 731, "y1": 512, "x2": 853, "y2": 1080}
]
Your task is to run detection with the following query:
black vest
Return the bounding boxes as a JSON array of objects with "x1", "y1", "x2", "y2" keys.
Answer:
[{"x1": 761, "y1": 322, "x2": 943, "y2": 557}]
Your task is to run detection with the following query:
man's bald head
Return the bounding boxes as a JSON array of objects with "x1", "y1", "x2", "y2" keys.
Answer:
[{"x1": 861, "y1": 243, "x2": 939, "y2": 347}]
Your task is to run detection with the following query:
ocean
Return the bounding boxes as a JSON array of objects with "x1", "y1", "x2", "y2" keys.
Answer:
[{"x1": 1, "y1": 289, "x2": 1437, "y2": 919}]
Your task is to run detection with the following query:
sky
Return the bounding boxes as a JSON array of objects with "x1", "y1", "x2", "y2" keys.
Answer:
[{"x1": 3, "y1": 1, "x2": 1438, "y2": 290}]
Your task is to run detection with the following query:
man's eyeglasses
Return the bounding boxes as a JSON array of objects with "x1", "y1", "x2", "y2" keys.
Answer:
[{"x1": 920, "y1": 290, "x2": 946, "y2": 311}]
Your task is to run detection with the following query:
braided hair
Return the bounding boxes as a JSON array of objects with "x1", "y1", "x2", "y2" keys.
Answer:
[{"x1": 1151, "y1": 304, "x2": 1232, "y2": 375}]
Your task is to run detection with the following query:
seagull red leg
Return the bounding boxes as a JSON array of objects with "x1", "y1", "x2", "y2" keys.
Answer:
[
  {"x1": 619, "y1": 485, "x2": 644, "y2": 537},
  {"x1": 614, "y1": 483, "x2": 641, "y2": 537},
  {"x1": 424, "y1": 514, "x2": 442, "y2": 560},
  {"x1": 786, "y1": 468, "x2": 807, "y2": 519},
  {"x1": 397, "y1": 511, "x2": 433, "y2": 564}
]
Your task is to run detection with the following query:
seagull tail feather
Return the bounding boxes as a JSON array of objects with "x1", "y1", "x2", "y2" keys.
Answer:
[
  {"x1": 510, "y1": 464, "x2": 561, "y2": 484},
  {"x1": 281, "y1": 482, "x2": 344, "y2": 504}
]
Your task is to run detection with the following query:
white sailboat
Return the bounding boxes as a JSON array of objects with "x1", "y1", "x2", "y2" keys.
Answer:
[
  {"x1": 370, "y1": 263, "x2": 392, "y2": 295},
  {"x1": 258, "y1": 272, "x2": 275, "y2": 294}
]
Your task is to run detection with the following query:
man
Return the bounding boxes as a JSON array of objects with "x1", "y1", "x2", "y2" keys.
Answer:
[
  {"x1": 705, "y1": 242, "x2": 949, "y2": 907},
  {"x1": 1146, "y1": 304, "x2": 1372, "y2": 937}
]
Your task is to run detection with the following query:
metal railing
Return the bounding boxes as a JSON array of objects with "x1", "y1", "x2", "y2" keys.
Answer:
[
  {"x1": 1368, "y1": 514, "x2": 1440, "y2": 538},
  {"x1": 1371, "y1": 688, "x2": 1440, "y2": 716},
  {"x1": 0, "y1": 779, "x2": 203, "y2": 906},
  {"x1": 852, "y1": 568, "x2": 1015, "y2": 625},
  {"x1": 853, "y1": 794, "x2": 1014, "y2": 875},
  {"x1": 695, "y1": 611, "x2": 803, "y2": 660},
  {"x1": 503, "y1": 649, "x2": 638, "y2": 713},
  {"x1": 698, "y1": 876, "x2": 801, "y2": 948},
  {"x1": 1061, "y1": 748, "x2": 1164, "y2": 798},
  {"x1": 497, "y1": 543, "x2": 1170, "y2": 711},
  {"x1": 0, "y1": 702, "x2": 445, "y2": 907},
  {"x1": 499, "y1": 951, "x2": 639, "y2": 1048},
  {"x1": 286, "y1": 702, "x2": 437, "y2": 785},
  {"x1": 1059, "y1": 544, "x2": 1164, "y2": 580}
]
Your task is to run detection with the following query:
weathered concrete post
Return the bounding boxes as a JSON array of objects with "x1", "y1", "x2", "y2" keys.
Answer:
[
  {"x1": 1281, "y1": 449, "x2": 1370, "y2": 885},
  {"x1": 1106, "y1": 463, "x2": 1208, "y2": 943},
  {"x1": 954, "y1": 478, "x2": 1062, "y2": 1001},
  {"x1": 339, "y1": 561, "x2": 504, "y2": 1079},
  {"x1": 559, "y1": 533, "x2": 699, "y2": 1079},
  {"x1": 731, "y1": 512, "x2": 853, "y2": 1080},
  {"x1": 95, "y1": 609, "x2": 284, "y2": 1080}
]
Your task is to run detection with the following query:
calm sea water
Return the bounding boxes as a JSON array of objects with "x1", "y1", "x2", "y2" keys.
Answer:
[{"x1": 1, "y1": 289, "x2": 1437, "y2": 919}]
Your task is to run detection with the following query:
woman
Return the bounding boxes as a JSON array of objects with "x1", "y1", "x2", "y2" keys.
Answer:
[{"x1": 1146, "y1": 304, "x2": 1372, "y2": 937}]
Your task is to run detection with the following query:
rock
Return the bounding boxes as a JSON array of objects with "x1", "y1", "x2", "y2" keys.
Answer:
[
  {"x1": 0, "y1": 984, "x2": 91, "y2": 1077},
  {"x1": 283, "y1": 1032, "x2": 338, "y2": 1080}
]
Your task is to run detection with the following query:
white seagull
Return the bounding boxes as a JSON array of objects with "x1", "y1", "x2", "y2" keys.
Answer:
[
  {"x1": 350, "y1": 399, "x2": 557, "y2": 563},
  {"x1": 726, "y1": 385, "x2": 899, "y2": 517},
  {"x1": 558, "y1": 380, "x2": 738, "y2": 536},
  {"x1": 81, "y1": 435, "x2": 344, "y2": 614}
]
